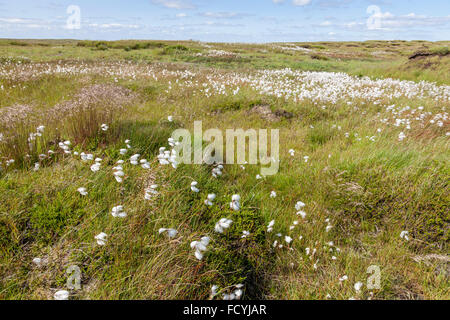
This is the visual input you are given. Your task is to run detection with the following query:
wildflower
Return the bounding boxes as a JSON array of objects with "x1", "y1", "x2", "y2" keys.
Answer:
[
  {"x1": 256, "y1": 174, "x2": 262, "y2": 180},
  {"x1": 297, "y1": 210, "x2": 306, "y2": 219},
  {"x1": 326, "y1": 224, "x2": 333, "y2": 232},
  {"x1": 33, "y1": 162, "x2": 40, "y2": 171},
  {"x1": 190, "y1": 181, "x2": 200, "y2": 193},
  {"x1": 267, "y1": 220, "x2": 275, "y2": 233},
  {"x1": 28, "y1": 132, "x2": 37, "y2": 142},
  {"x1": 190, "y1": 236, "x2": 210, "y2": 260},
  {"x1": 158, "y1": 228, "x2": 178, "y2": 239},
  {"x1": 212, "y1": 165, "x2": 223, "y2": 178},
  {"x1": 130, "y1": 154, "x2": 140, "y2": 165},
  {"x1": 223, "y1": 285, "x2": 244, "y2": 300},
  {"x1": 90, "y1": 163, "x2": 101, "y2": 172},
  {"x1": 169, "y1": 150, "x2": 178, "y2": 169},
  {"x1": 36, "y1": 125, "x2": 45, "y2": 133},
  {"x1": 398, "y1": 132, "x2": 406, "y2": 141},
  {"x1": 288, "y1": 149, "x2": 295, "y2": 157},
  {"x1": 354, "y1": 282, "x2": 363, "y2": 292},
  {"x1": 234, "y1": 287, "x2": 243, "y2": 299},
  {"x1": 211, "y1": 285, "x2": 219, "y2": 298},
  {"x1": 339, "y1": 275, "x2": 348, "y2": 282},
  {"x1": 54, "y1": 290, "x2": 69, "y2": 300},
  {"x1": 204, "y1": 193, "x2": 216, "y2": 206},
  {"x1": 95, "y1": 232, "x2": 108, "y2": 246},
  {"x1": 111, "y1": 205, "x2": 127, "y2": 218},
  {"x1": 168, "y1": 116, "x2": 174, "y2": 122},
  {"x1": 303, "y1": 156, "x2": 309, "y2": 163},
  {"x1": 215, "y1": 218, "x2": 233, "y2": 233},
  {"x1": 400, "y1": 231, "x2": 410, "y2": 241},
  {"x1": 145, "y1": 185, "x2": 158, "y2": 200},
  {"x1": 32, "y1": 257, "x2": 42, "y2": 267},
  {"x1": 81, "y1": 153, "x2": 94, "y2": 161},
  {"x1": 101, "y1": 123, "x2": 109, "y2": 131},
  {"x1": 223, "y1": 293, "x2": 234, "y2": 300},
  {"x1": 241, "y1": 230, "x2": 250, "y2": 238},
  {"x1": 230, "y1": 194, "x2": 241, "y2": 211},
  {"x1": 270, "y1": 191, "x2": 277, "y2": 198},
  {"x1": 140, "y1": 159, "x2": 151, "y2": 169},
  {"x1": 119, "y1": 148, "x2": 127, "y2": 155},
  {"x1": 113, "y1": 168, "x2": 124, "y2": 183},
  {"x1": 57, "y1": 141, "x2": 70, "y2": 153},
  {"x1": 77, "y1": 187, "x2": 88, "y2": 196},
  {"x1": 285, "y1": 236, "x2": 293, "y2": 244},
  {"x1": 295, "y1": 201, "x2": 305, "y2": 210}
]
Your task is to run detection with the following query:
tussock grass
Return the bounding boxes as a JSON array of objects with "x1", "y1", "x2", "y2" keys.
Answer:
[{"x1": 0, "y1": 83, "x2": 136, "y2": 169}]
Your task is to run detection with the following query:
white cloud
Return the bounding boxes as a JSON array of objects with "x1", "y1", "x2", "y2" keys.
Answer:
[
  {"x1": 0, "y1": 17, "x2": 55, "y2": 29},
  {"x1": 176, "y1": 13, "x2": 187, "y2": 18},
  {"x1": 88, "y1": 23, "x2": 139, "y2": 29},
  {"x1": 151, "y1": 0, "x2": 195, "y2": 10},
  {"x1": 369, "y1": 11, "x2": 450, "y2": 30},
  {"x1": 344, "y1": 21, "x2": 365, "y2": 29},
  {"x1": 0, "y1": 18, "x2": 31, "y2": 23},
  {"x1": 201, "y1": 12, "x2": 243, "y2": 19},
  {"x1": 320, "y1": 21, "x2": 332, "y2": 26},
  {"x1": 292, "y1": 0, "x2": 312, "y2": 6},
  {"x1": 272, "y1": 0, "x2": 312, "y2": 5}
]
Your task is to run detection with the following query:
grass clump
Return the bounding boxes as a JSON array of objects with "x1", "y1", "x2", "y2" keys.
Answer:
[{"x1": 430, "y1": 46, "x2": 449, "y2": 56}]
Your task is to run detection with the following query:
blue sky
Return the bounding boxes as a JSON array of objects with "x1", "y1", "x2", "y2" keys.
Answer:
[{"x1": 0, "y1": 0, "x2": 449, "y2": 42}]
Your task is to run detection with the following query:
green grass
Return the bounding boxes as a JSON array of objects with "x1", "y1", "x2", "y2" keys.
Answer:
[{"x1": 0, "y1": 39, "x2": 449, "y2": 300}]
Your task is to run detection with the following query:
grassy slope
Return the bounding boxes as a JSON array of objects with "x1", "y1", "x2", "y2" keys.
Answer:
[
  {"x1": 1, "y1": 39, "x2": 449, "y2": 83},
  {"x1": 0, "y1": 40, "x2": 448, "y2": 300}
]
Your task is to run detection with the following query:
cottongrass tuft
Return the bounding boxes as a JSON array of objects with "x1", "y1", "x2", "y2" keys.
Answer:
[{"x1": 190, "y1": 236, "x2": 210, "y2": 260}]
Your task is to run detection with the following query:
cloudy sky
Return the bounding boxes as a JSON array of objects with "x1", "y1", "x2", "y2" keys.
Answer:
[{"x1": 0, "y1": 0, "x2": 449, "y2": 42}]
